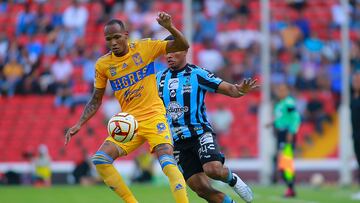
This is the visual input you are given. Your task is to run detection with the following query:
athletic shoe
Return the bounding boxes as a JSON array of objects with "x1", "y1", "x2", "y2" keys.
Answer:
[
  {"x1": 284, "y1": 188, "x2": 296, "y2": 198},
  {"x1": 231, "y1": 173, "x2": 253, "y2": 203}
]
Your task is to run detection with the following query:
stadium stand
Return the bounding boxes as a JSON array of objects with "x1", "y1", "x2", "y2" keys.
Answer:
[{"x1": 0, "y1": 0, "x2": 359, "y2": 161}]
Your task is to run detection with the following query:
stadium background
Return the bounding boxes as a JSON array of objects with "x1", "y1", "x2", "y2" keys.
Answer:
[{"x1": 0, "y1": 0, "x2": 359, "y2": 202}]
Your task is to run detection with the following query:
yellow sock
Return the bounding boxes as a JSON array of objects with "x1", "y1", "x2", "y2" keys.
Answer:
[
  {"x1": 92, "y1": 151, "x2": 137, "y2": 203},
  {"x1": 160, "y1": 155, "x2": 189, "y2": 203}
]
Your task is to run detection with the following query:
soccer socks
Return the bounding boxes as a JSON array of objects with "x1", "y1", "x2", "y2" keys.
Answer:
[
  {"x1": 92, "y1": 151, "x2": 138, "y2": 203},
  {"x1": 222, "y1": 194, "x2": 235, "y2": 203},
  {"x1": 226, "y1": 168, "x2": 237, "y2": 186},
  {"x1": 159, "y1": 154, "x2": 189, "y2": 203}
]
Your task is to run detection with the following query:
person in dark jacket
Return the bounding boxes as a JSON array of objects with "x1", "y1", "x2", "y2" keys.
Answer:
[{"x1": 351, "y1": 72, "x2": 360, "y2": 200}]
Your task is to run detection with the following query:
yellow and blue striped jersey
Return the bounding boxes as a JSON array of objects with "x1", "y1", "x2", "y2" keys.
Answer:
[{"x1": 94, "y1": 39, "x2": 168, "y2": 121}]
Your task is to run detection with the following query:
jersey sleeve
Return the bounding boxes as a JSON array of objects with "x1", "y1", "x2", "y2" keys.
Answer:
[
  {"x1": 145, "y1": 39, "x2": 168, "y2": 60},
  {"x1": 94, "y1": 61, "x2": 107, "y2": 89},
  {"x1": 196, "y1": 68, "x2": 223, "y2": 92}
]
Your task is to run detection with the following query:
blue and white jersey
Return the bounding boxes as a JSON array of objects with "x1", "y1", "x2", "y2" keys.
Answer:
[{"x1": 156, "y1": 64, "x2": 223, "y2": 142}]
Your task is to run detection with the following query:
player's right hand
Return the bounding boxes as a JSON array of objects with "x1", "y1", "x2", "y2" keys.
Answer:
[
  {"x1": 65, "y1": 124, "x2": 81, "y2": 145},
  {"x1": 156, "y1": 12, "x2": 173, "y2": 29}
]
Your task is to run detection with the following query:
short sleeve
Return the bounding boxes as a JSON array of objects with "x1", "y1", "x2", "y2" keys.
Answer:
[
  {"x1": 146, "y1": 39, "x2": 168, "y2": 60},
  {"x1": 196, "y1": 68, "x2": 223, "y2": 92},
  {"x1": 94, "y1": 62, "x2": 107, "y2": 88}
]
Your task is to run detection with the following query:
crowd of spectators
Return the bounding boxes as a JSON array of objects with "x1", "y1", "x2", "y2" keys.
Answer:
[{"x1": 0, "y1": 0, "x2": 359, "y2": 132}]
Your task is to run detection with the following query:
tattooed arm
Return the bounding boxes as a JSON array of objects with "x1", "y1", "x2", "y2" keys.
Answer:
[{"x1": 65, "y1": 88, "x2": 105, "y2": 145}]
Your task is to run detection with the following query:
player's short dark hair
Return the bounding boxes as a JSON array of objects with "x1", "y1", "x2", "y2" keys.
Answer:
[
  {"x1": 164, "y1": 35, "x2": 175, "y2": 41},
  {"x1": 105, "y1": 19, "x2": 126, "y2": 30}
]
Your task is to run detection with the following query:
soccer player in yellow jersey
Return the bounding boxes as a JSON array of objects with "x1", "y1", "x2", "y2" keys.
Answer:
[{"x1": 64, "y1": 12, "x2": 189, "y2": 203}]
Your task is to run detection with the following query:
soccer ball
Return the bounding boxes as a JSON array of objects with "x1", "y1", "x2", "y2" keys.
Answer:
[{"x1": 107, "y1": 112, "x2": 138, "y2": 143}]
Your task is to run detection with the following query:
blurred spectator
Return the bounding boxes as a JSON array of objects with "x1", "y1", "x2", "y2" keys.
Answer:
[
  {"x1": 51, "y1": 3, "x2": 63, "y2": 29},
  {"x1": 304, "y1": 91, "x2": 331, "y2": 134},
  {"x1": 351, "y1": 72, "x2": 360, "y2": 200},
  {"x1": 131, "y1": 150, "x2": 154, "y2": 183},
  {"x1": 43, "y1": 32, "x2": 60, "y2": 57},
  {"x1": 331, "y1": 2, "x2": 347, "y2": 27},
  {"x1": 38, "y1": 57, "x2": 56, "y2": 94},
  {"x1": 73, "y1": 149, "x2": 99, "y2": 185},
  {"x1": 102, "y1": 0, "x2": 116, "y2": 17},
  {"x1": 304, "y1": 33, "x2": 323, "y2": 54},
  {"x1": 204, "y1": 0, "x2": 225, "y2": 18},
  {"x1": 210, "y1": 103, "x2": 233, "y2": 136},
  {"x1": 351, "y1": 41, "x2": 360, "y2": 72},
  {"x1": 4, "y1": 170, "x2": 21, "y2": 185},
  {"x1": 16, "y1": 3, "x2": 38, "y2": 36},
  {"x1": 26, "y1": 36, "x2": 43, "y2": 64},
  {"x1": 237, "y1": 0, "x2": 250, "y2": 18},
  {"x1": 280, "y1": 19, "x2": 302, "y2": 49},
  {"x1": 32, "y1": 144, "x2": 52, "y2": 187},
  {"x1": 286, "y1": 0, "x2": 307, "y2": 12},
  {"x1": 294, "y1": 11, "x2": 310, "y2": 39},
  {"x1": 69, "y1": 69, "x2": 92, "y2": 113},
  {"x1": 82, "y1": 51, "x2": 96, "y2": 87},
  {"x1": 2, "y1": 56, "x2": 24, "y2": 97},
  {"x1": 0, "y1": 0, "x2": 6, "y2": 14},
  {"x1": 0, "y1": 33, "x2": 8, "y2": 59},
  {"x1": 63, "y1": 0, "x2": 89, "y2": 37},
  {"x1": 194, "y1": 10, "x2": 218, "y2": 42},
  {"x1": 197, "y1": 38, "x2": 224, "y2": 73},
  {"x1": 36, "y1": 3, "x2": 52, "y2": 34},
  {"x1": 51, "y1": 51, "x2": 73, "y2": 106},
  {"x1": 216, "y1": 29, "x2": 261, "y2": 50},
  {"x1": 351, "y1": 2, "x2": 360, "y2": 29}
]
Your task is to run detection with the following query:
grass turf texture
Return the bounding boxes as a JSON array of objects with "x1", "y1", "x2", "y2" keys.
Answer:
[{"x1": 0, "y1": 184, "x2": 358, "y2": 203}]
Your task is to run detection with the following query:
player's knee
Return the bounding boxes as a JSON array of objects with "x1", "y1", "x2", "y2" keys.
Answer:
[
  {"x1": 158, "y1": 154, "x2": 177, "y2": 170},
  {"x1": 91, "y1": 151, "x2": 114, "y2": 166},
  {"x1": 203, "y1": 164, "x2": 223, "y2": 179}
]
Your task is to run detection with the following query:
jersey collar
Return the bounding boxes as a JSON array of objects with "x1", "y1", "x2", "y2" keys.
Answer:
[{"x1": 169, "y1": 63, "x2": 188, "y2": 74}]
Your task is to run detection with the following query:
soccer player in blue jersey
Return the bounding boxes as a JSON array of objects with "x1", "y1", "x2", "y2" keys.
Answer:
[{"x1": 157, "y1": 36, "x2": 258, "y2": 203}]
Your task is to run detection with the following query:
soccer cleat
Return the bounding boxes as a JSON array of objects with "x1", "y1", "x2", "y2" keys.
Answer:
[
  {"x1": 284, "y1": 188, "x2": 296, "y2": 198},
  {"x1": 231, "y1": 173, "x2": 253, "y2": 203}
]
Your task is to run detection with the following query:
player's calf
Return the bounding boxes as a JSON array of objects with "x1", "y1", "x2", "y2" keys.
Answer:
[
  {"x1": 155, "y1": 144, "x2": 189, "y2": 202},
  {"x1": 203, "y1": 161, "x2": 228, "y2": 181},
  {"x1": 157, "y1": 152, "x2": 189, "y2": 203},
  {"x1": 91, "y1": 151, "x2": 138, "y2": 203}
]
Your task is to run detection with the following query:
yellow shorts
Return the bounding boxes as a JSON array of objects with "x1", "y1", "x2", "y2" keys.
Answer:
[{"x1": 106, "y1": 114, "x2": 172, "y2": 154}]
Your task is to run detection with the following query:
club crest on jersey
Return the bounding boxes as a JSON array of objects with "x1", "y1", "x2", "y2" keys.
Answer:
[
  {"x1": 132, "y1": 53, "x2": 143, "y2": 66},
  {"x1": 157, "y1": 122, "x2": 166, "y2": 133},
  {"x1": 109, "y1": 65, "x2": 117, "y2": 76}
]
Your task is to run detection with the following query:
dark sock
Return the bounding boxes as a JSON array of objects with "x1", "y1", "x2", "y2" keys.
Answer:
[
  {"x1": 229, "y1": 175, "x2": 237, "y2": 187},
  {"x1": 288, "y1": 182, "x2": 294, "y2": 190}
]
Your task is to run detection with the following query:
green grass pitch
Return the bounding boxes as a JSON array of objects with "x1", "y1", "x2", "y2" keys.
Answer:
[{"x1": 0, "y1": 184, "x2": 358, "y2": 203}]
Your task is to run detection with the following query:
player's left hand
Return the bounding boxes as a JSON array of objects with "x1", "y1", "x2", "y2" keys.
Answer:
[
  {"x1": 235, "y1": 78, "x2": 259, "y2": 96},
  {"x1": 156, "y1": 12, "x2": 173, "y2": 29}
]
